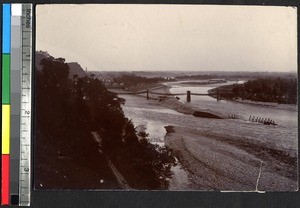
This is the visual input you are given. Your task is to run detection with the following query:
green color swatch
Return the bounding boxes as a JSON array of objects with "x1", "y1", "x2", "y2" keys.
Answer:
[{"x1": 2, "y1": 54, "x2": 10, "y2": 104}]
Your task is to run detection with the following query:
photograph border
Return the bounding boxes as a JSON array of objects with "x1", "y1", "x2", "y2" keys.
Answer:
[{"x1": 1, "y1": 0, "x2": 299, "y2": 207}]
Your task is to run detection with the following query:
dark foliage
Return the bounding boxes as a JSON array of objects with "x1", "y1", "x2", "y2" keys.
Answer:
[
  {"x1": 113, "y1": 74, "x2": 166, "y2": 87},
  {"x1": 211, "y1": 78, "x2": 297, "y2": 104},
  {"x1": 35, "y1": 56, "x2": 175, "y2": 189},
  {"x1": 175, "y1": 72, "x2": 296, "y2": 80},
  {"x1": 175, "y1": 74, "x2": 220, "y2": 80}
]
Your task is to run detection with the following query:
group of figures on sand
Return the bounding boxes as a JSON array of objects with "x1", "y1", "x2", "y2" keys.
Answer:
[{"x1": 249, "y1": 115, "x2": 277, "y2": 126}]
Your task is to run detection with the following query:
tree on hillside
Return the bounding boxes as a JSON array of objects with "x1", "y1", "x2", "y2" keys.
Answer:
[{"x1": 36, "y1": 55, "x2": 176, "y2": 189}]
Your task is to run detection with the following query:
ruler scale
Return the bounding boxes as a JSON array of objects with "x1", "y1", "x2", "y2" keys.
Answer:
[
  {"x1": 19, "y1": 4, "x2": 32, "y2": 206},
  {"x1": 1, "y1": 3, "x2": 32, "y2": 206}
]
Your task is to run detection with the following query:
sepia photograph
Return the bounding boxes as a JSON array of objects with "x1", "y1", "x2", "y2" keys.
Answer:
[{"x1": 34, "y1": 4, "x2": 297, "y2": 191}]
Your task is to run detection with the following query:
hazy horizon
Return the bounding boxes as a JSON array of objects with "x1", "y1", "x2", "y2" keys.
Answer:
[{"x1": 36, "y1": 4, "x2": 297, "y2": 72}]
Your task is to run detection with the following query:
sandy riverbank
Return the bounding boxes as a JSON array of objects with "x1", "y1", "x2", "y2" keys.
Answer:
[
  {"x1": 118, "y1": 83, "x2": 297, "y2": 191},
  {"x1": 164, "y1": 125, "x2": 297, "y2": 191},
  {"x1": 113, "y1": 83, "x2": 226, "y2": 118},
  {"x1": 224, "y1": 98, "x2": 297, "y2": 111}
]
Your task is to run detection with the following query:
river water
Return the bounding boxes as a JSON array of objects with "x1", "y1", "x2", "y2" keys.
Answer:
[
  {"x1": 119, "y1": 96, "x2": 192, "y2": 189},
  {"x1": 166, "y1": 80, "x2": 296, "y2": 124},
  {"x1": 165, "y1": 81, "x2": 297, "y2": 150},
  {"x1": 119, "y1": 80, "x2": 297, "y2": 189}
]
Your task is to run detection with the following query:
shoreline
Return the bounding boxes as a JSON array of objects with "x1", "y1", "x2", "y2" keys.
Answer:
[
  {"x1": 208, "y1": 87, "x2": 297, "y2": 112},
  {"x1": 223, "y1": 97, "x2": 297, "y2": 111},
  {"x1": 164, "y1": 125, "x2": 297, "y2": 191},
  {"x1": 113, "y1": 83, "x2": 226, "y2": 118},
  {"x1": 118, "y1": 85, "x2": 297, "y2": 191},
  {"x1": 113, "y1": 81, "x2": 297, "y2": 116}
]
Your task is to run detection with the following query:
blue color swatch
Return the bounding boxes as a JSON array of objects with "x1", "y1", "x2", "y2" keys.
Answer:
[{"x1": 2, "y1": 4, "x2": 11, "y2": 53}]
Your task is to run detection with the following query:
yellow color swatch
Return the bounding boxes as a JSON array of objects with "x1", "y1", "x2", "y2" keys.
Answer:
[{"x1": 2, "y1": 105, "x2": 10, "y2": 154}]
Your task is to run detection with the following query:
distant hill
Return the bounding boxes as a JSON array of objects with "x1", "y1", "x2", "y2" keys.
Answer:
[
  {"x1": 67, "y1": 62, "x2": 86, "y2": 78},
  {"x1": 35, "y1": 51, "x2": 86, "y2": 78},
  {"x1": 35, "y1": 51, "x2": 51, "y2": 71}
]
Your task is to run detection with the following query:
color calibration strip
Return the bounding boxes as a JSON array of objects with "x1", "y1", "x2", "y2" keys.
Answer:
[
  {"x1": 11, "y1": 3, "x2": 22, "y2": 205},
  {"x1": 1, "y1": 4, "x2": 31, "y2": 206},
  {"x1": 2, "y1": 4, "x2": 12, "y2": 205}
]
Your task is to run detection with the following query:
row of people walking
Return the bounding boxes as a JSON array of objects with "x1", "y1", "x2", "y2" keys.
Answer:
[{"x1": 249, "y1": 115, "x2": 277, "y2": 125}]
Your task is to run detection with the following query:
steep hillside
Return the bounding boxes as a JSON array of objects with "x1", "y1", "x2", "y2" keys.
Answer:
[
  {"x1": 35, "y1": 51, "x2": 175, "y2": 189},
  {"x1": 35, "y1": 51, "x2": 86, "y2": 78}
]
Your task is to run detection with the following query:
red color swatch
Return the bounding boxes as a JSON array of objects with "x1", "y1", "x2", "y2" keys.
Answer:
[{"x1": 1, "y1": 154, "x2": 10, "y2": 205}]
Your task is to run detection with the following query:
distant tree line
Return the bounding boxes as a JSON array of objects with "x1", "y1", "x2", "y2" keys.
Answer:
[
  {"x1": 113, "y1": 74, "x2": 166, "y2": 86},
  {"x1": 212, "y1": 78, "x2": 297, "y2": 104},
  {"x1": 175, "y1": 72, "x2": 296, "y2": 81},
  {"x1": 175, "y1": 74, "x2": 220, "y2": 80},
  {"x1": 36, "y1": 56, "x2": 175, "y2": 189}
]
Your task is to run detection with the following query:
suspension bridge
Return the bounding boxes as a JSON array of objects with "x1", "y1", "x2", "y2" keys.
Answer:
[{"x1": 115, "y1": 88, "x2": 233, "y2": 102}]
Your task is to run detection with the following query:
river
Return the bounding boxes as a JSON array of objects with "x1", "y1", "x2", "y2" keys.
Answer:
[
  {"x1": 119, "y1": 80, "x2": 297, "y2": 190},
  {"x1": 166, "y1": 80, "x2": 297, "y2": 126}
]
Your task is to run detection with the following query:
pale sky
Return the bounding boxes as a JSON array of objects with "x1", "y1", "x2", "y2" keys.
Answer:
[{"x1": 36, "y1": 4, "x2": 297, "y2": 72}]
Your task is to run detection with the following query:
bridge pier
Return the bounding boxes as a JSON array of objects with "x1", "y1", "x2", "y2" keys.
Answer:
[
  {"x1": 217, "y1": 90, "x2": 220, "y2": 101},
  {"x1": 147, "y1": 89, "x2": 149, "y2": 100},
  {"x1": 187, "y1": 91, "x2": 191, "y2": 102}
]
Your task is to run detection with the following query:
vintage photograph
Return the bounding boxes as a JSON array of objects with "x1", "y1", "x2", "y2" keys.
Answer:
[{"x1": 35, "y1": 4, "x2": 297, "y2": 191}]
